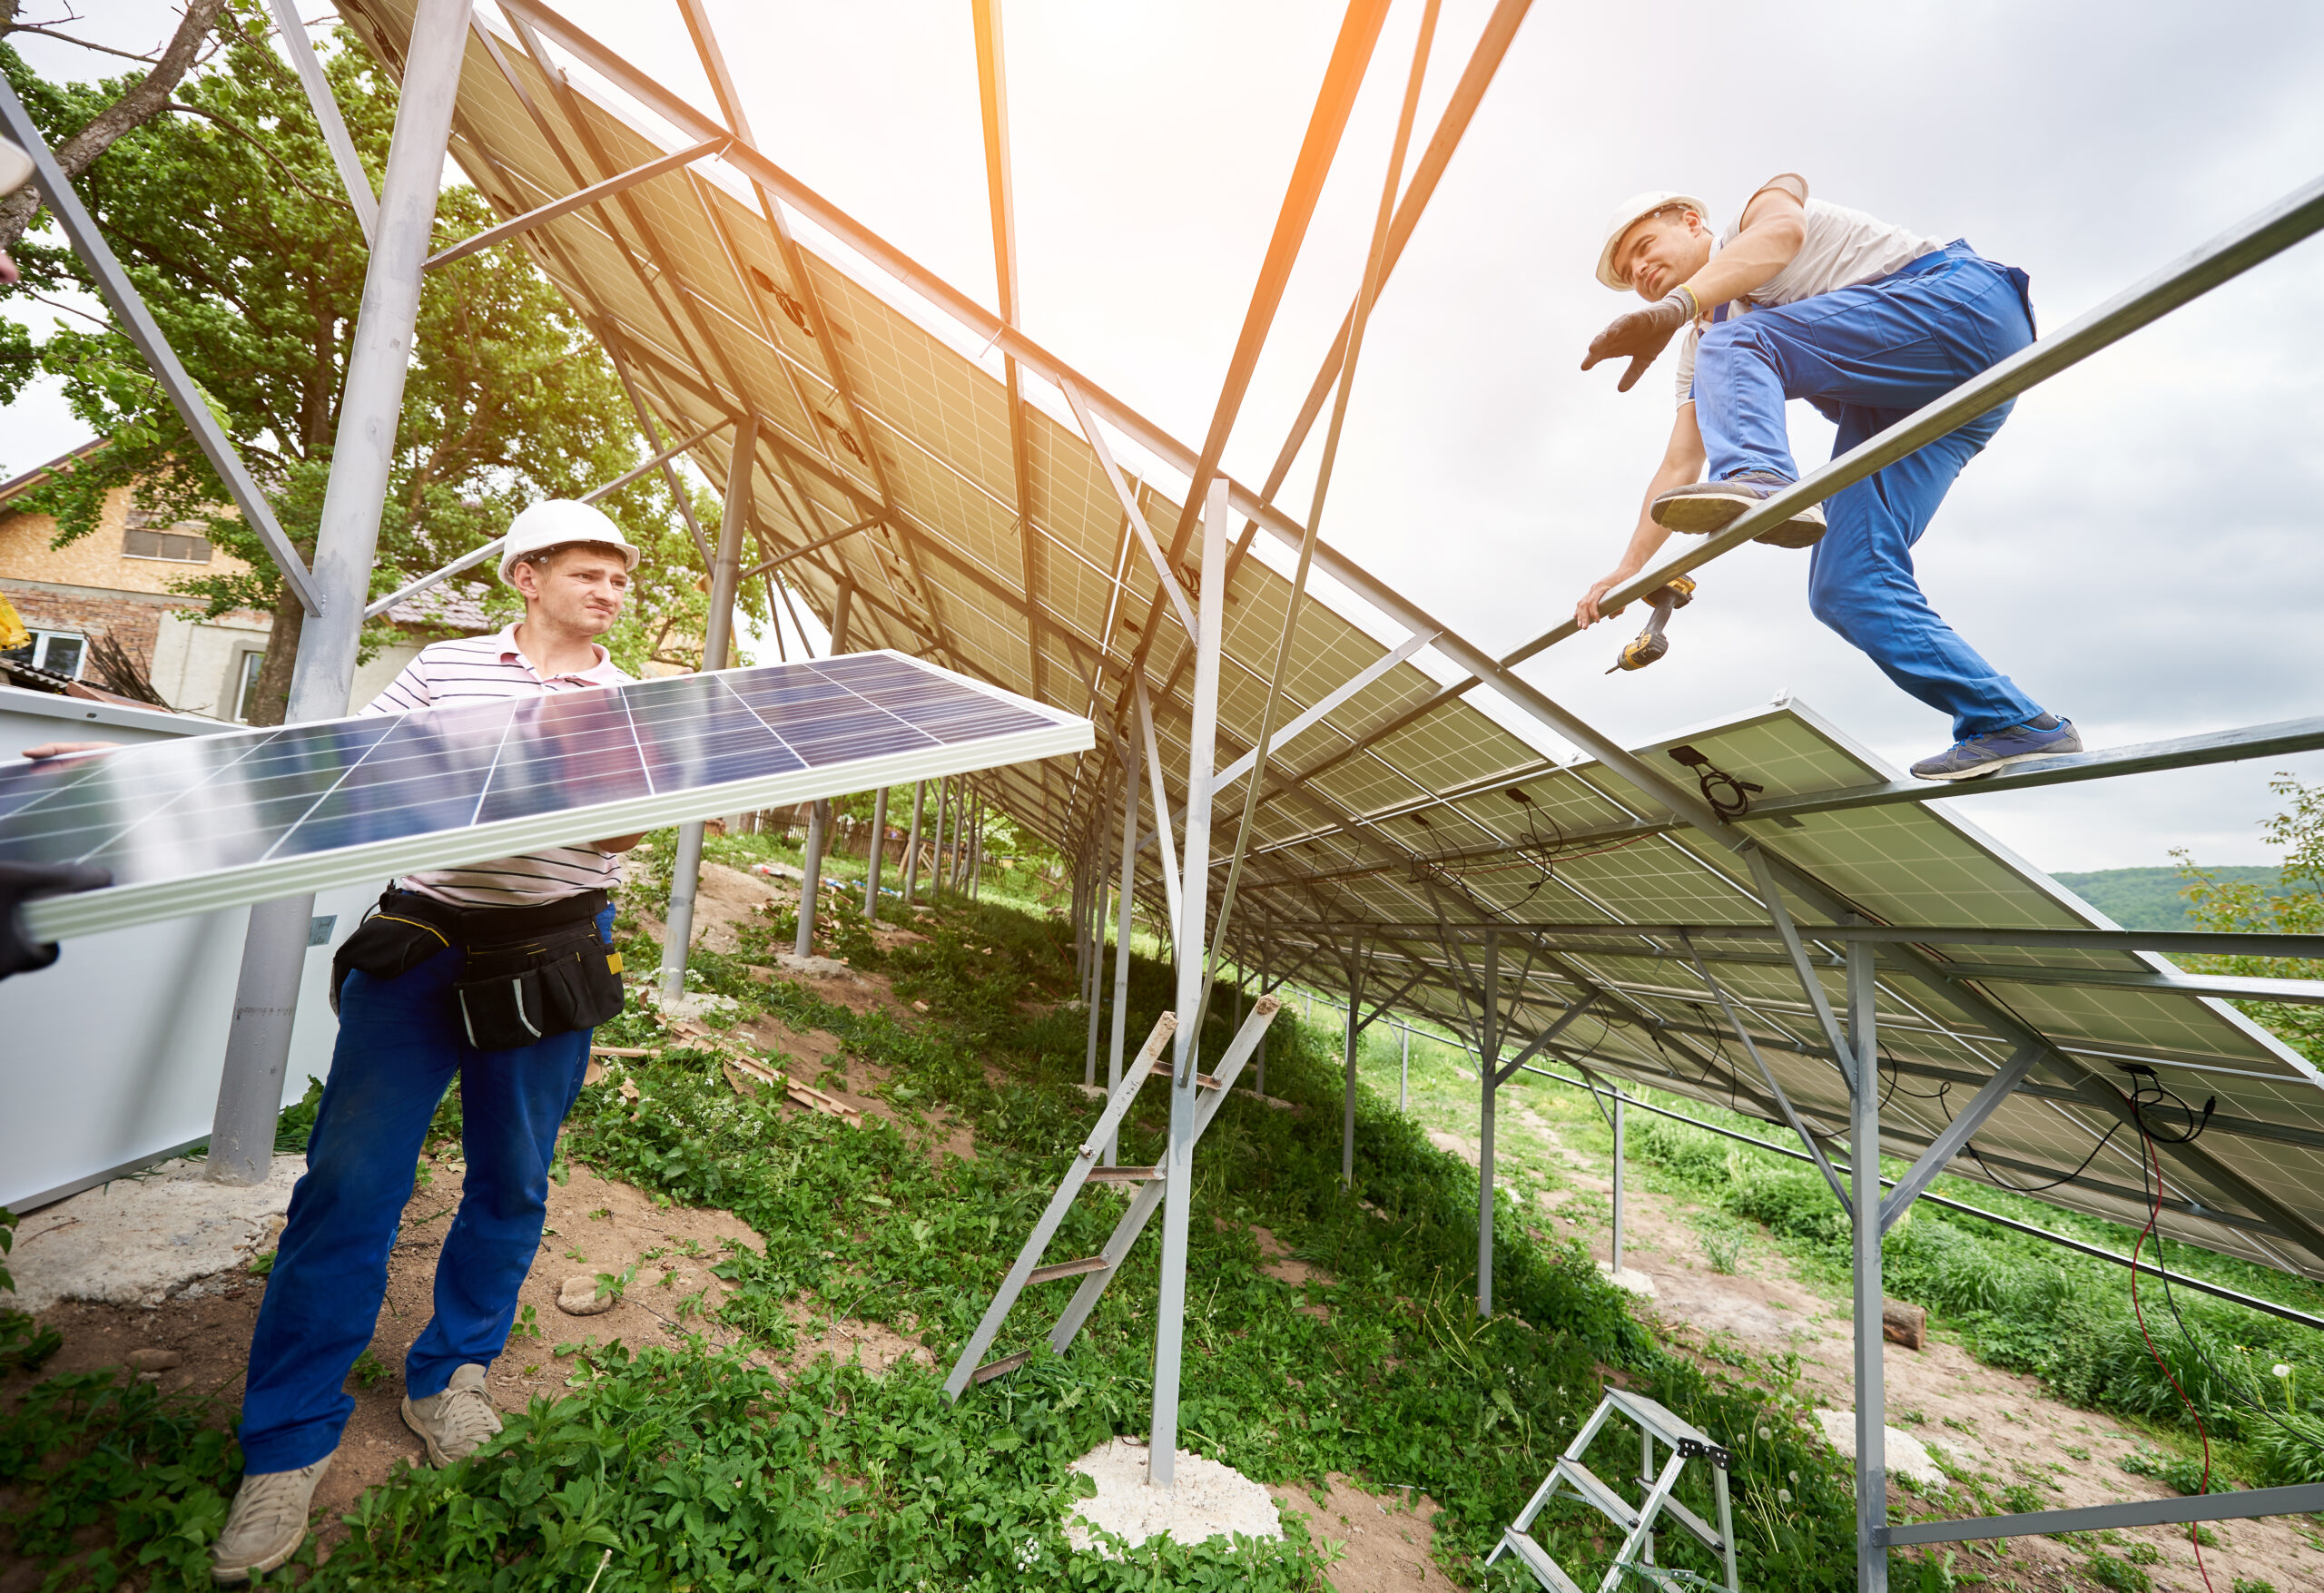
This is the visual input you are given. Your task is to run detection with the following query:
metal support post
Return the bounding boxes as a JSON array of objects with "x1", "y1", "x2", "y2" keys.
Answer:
[
  {"x1": 930, "y1": 778, "x2": 950, "y2": 900},
  {"x1": 203, "y1": 0, "x2": 467, "y2": 1185},
  {"x1": 1611, "y1": 1094, "x2": 1626, "y2": 1276},
  {"x1": 1478, "y1": 930, "x2": 1501, "y2": 1316},
  {"x1": 660, "y1": 418, "x2": 756, "y2": 999},
  {"x1": 829, "y1": 577, "x2": 856, "y2": 653},
  {"x1": 862, "y1": 785, "x2": 888, "y2": 921},
  {"x1": 795, "y1": 800, "x2": 830, "y2": 956},
  {"x1": 1083, "y1": 850, "x2": 1106, "y2": 1087},
  {"x1": 901, "y1": 781, "x2": 925, "y2": 909},
  {"x1": 1848, "y1": 933, "x2": 1889, "y2": 1593},
  {"x1": 1148, "y1": 477, "x2": 1227, "y2": 1490},
  {"x1": 1342, "y1": 960, "x2": 1363, "y2": 1188},
  {"x1": 1399, "y1": 1022, "x2": 1410, "y2": 1113},
  {"x1": 1107, "y1": 733, "x2": 1139, "y2": 1165},
  {"x1": 970, "y1": 803, "x2": 985, "y2": 898}
]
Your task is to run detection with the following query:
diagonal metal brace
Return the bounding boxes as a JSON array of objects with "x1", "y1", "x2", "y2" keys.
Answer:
[
  {"x1": 1878, "y1": 1040, "x2": 2042, "y2": 1234},
  {"x1": 1742, "y1": 844, "x2": 1856, "y2": 1087},
  {"x1": 1679, "y1": 933, "x2": 1853, "y2": 1219},
  {"x1": 1494, "y1": 992, "x2": 1601, "y2": 1087},
  {"x1": 0, "y1": 76, "x2": 326, "y2": 616}
]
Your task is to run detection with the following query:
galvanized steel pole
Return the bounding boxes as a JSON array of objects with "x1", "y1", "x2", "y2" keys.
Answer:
[
  {"x1": 1611, "y1": 1096, "x2": 1625, "y2": 1276},
  {"x1": 1477, "y1": 931, "x2": 1500, "y2": 1316},
  {"x1": 1149, "y1": 478, "x2": 1226, "y2": 1490},
  {"x1": 863, "y1": 785, "x2": 888, "y2": 921},
  {"x1": 794, "y1": 800, "x2": 829, "y2": 957},
  {"x1": 901, "y1": 781, "x2": 924, "y2": 909},
  {"x1": 208, "y1": 0, "x2": 466, "y2": 1185},
  {"x1": 1849, "y1": 934, "x2": 1890, "y2": 1592},
  {"x1": 661, "y1": 419, "x2": 757, "y2": 999},
  {"x1": 1106, "y1": 730, "x2": 1139, "y2": 1166}
]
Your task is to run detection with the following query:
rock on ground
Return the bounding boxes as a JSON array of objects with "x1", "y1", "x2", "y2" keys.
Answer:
[
  {"x1": 6, "y1": 1155, "x2": 303, "y2": 1311},
  {"x1": 1063, "y1": 1439, "x2": 1283, "y2": 1554},
  {"x1": 1811, "y1": 1407, "x2": 1953, "y2": 1492}
]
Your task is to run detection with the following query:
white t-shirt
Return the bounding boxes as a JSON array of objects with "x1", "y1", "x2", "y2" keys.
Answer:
[
  {"x1": 1673, "y1": 174, "x2": 1948, "y2": 405},
  {"x1": 362, "y1": 624, "x2": 635, "y2": 908}
]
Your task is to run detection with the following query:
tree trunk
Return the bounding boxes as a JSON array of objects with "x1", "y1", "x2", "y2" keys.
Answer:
[
  {"x1": 243, "y1": 585, "x2": 304, "y2": 726},
  {"x1": 0, "y1": 0, "x2": 231, "y2": 252}
]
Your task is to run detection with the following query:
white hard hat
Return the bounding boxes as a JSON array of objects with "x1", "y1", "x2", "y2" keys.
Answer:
[
  {"x1": 0, "y1": 137, "x2": 33, "y2": 201},
  {"x1": 1595, "y1": 190, "x2": 1712, "y2": 290},
  {"x1": 497, "y1": 498, "x2": 640, "y2": 584}
]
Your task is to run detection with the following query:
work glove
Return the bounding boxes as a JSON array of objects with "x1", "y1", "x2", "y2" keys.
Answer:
[
  {"x1": 0, "y1": 860, "x2": 111, "y2": 978},
  {"x1": 1581, "y1": 289, "x2": 1698, "y2": 394}
]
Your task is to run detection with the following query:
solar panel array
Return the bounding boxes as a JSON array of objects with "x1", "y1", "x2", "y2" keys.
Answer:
[
  {"x1": 5, "y1": 652, "x2": 1088, "y2": 940},
  {"x1": 323, "y1": 0, "x2": 2324, "y2": 1280}
]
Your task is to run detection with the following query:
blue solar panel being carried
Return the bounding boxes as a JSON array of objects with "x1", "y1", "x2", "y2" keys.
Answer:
[{"x1": 2, "y1": 652, "x2": 1089, "y2": 942}]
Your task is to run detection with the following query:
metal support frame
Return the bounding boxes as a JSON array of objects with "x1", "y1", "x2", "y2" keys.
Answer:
[
  {"x1": 863, "y1": 785, "x2": 888, "y2": 921},
  {"x1": 1107, "y1": 744, "x2": 1136, "y2": 1161},
  {"x1": 1876, "y1": 1483, "x2": 2324, "y2": 1548},
  {"x1": 1342, "y1": 946, "x2": 1365, "y2": 1188},
  {"x1": 0, "y1": 78, "x2": 323, "y2": 617},
  {"x1": 1679, "y1": 933, "x2": 1855, "y2": 1215},
  {"x1": 902, "y1": 781, "x2": 925, "y2": 909},
  {"x1": 1610, "y1": 1093, "x2": 1626, "y2": 1277},
  {"x1": 660, "y1": 418, "x2": 756, "y2": 999},
  {"x1": 1847, "y1": 938, "x2": 1887, "y2": 1593},
  {"x1": 794, "y1": 799, "x2": 829, "y2": 956},
  {"x1": 264, "y1": 0, "x2": 379, "y2": 243},
  {"x1": 426, "y1": 135, "x2": 726, "y2": 268},
  {"x1": 1149, "y1": 476, "x2": 1227, "y2": 1490},
  {"x1": 1399, "y1": 1022, "x2": 1410, "y2": 1114},
  {"x1": 192, "y1": 0, "x2": 468, "y2": 1185}
]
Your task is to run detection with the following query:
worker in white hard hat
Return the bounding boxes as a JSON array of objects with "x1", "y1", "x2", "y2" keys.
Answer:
[
  {"x1": 210, "y1": 499, "x2": 646, "y2": 1582},
  {"x1": 1571, "y1": 176, "x2": 2080, "y2": 782}
]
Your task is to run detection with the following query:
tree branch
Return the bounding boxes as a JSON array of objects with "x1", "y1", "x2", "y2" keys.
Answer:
[{"x1": 0, "y1": 0, "x2": 230, "y2": 252}]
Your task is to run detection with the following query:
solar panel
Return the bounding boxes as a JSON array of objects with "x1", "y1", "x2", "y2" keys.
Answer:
[{"x1": 3, "y1": 652, "x2": 1088, "y2": 941}]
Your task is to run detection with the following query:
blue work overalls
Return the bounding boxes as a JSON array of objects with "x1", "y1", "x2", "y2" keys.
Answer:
[
  {"x1": 1691, "y1": 241, "x2": 2044, "y2": 740},
  {"x1": 232, "y1": 903, "x2": 613, "y2": 1474}
]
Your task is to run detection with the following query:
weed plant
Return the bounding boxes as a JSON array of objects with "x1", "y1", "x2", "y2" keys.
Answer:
[{"x1": 4, "y1": 896, "x2": 1869, "y2": 1588}]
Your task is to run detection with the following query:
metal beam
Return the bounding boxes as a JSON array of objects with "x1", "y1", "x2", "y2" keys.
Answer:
[
  {"x1": 1879, "y1": 1041, "x2": 2043, "y2": 1234},
  {"x1": 1211, "y1": 628, "x2": 1434, "y2": 791},
  {"x1": 425, "y1": 134, "x2": 726, "y2": 268},
  {"x1": 0, "y1": 76, "x2": 324, "y2": 616},
  {"x1": 1877, "y1": 1484, "x2": 2324, "y2": 1548},
  {"x1": 738, "y1": 513, "x2": 883, "y2": 581},
  {"x1": 265, "y1": 0, "x2": 379, "y2": 242}
]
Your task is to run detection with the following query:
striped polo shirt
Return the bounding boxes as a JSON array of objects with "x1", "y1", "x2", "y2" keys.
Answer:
[{"x1": 361, "y1": 624, "x2": 635, "y2": 908}]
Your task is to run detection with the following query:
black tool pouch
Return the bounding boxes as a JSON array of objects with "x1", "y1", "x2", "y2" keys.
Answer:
[
  {"x1": 452, "y1": 921, "x2": 625, "y2": 1051},
  {"x1": 330, "y1": 900, "x2": 456, "y2": 1014}
]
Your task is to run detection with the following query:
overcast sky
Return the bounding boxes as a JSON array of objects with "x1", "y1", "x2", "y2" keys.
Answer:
[{"x1": 9, "y1": 2, "x2": 2323, "y2": 873}]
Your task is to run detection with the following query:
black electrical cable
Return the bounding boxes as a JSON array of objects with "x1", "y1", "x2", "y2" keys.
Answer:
[
  {"x1": 2130, "y1": 1123, "x2": 2219, "y2": 1593},
  {"x1": 1967, "y1": 1123, "x2": 2127, "y2": 1195}
]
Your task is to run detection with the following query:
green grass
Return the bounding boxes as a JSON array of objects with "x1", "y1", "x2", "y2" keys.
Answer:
[{"x1": 1, "y1": 892, "x2": 1874, "y2": 1590}]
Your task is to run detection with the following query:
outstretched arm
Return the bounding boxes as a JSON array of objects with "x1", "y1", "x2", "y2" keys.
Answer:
[
  {"x1": 1575, "y1": 405, "x2": 1707, "y2": 628},
  {"x1": 1681, "y1": 182, "x2": 1807, "y2": 308}
]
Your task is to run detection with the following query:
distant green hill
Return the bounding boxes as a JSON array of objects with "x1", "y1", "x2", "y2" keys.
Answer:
[{"x1": 2048, "y1": 865, "x2": 2317, "y2": 930}]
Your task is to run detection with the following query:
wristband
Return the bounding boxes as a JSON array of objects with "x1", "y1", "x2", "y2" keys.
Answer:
[{"x1": 1665, "y1": 284, "x2": 1701, "y2": 321}]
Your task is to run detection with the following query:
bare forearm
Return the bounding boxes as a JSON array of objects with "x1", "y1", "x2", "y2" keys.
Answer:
[{"x1": 1613, "y1": 454, "x2": 1702, "y2": 579}]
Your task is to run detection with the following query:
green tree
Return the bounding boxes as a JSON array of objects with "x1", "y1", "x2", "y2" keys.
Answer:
[
  {"x1": 2174, "y1": 775, "x2": 2324, "y2": 1063},
  {"x1": 0, "y1": 5, "x2": 736, "y2": 718}
]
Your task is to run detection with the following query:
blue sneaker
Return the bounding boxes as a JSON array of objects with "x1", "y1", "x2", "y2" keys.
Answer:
[
  {"x1": 1910, "y1": 715, "x2": 2082, "y2": 781},
  {"x1": 1650, "y1": 470, "x2": 1827, "y2": 548}
]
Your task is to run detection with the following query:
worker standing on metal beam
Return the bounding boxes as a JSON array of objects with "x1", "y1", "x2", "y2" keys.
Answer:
[
  {"x1": 208, "y1": 501, "x2": 647, "y2": 1582},
  {"x1": 1573, "y1": 175, "x2": 2080, "y2": 781}
]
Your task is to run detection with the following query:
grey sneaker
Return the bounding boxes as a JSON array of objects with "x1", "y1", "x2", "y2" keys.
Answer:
[
  {"x1": 1651, "y1": 471, "x2": 1827, "y2": 547},
  {"x1": 400, "y1": 1363, "x2": 503, "y2": 1466},
  {"x1": 1910, "y1": 714, "x2": 2082, "y2": 781},
  {"x1": 212, "y1": 1456, "x2": 330, "y2": 1584}
]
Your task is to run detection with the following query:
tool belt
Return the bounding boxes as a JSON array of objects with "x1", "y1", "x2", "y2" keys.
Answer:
[{"x1": 330, "y1": 887, "x2": 624, "y2": 1050}]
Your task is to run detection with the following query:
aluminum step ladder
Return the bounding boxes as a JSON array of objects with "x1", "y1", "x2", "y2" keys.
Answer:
[
  {"x1": 942, "y1": 995, "x2": 1283, "y2": 1397},
  {"x1": 1490, "y1": 1387, "x2": 1741, "y2": 1593}
]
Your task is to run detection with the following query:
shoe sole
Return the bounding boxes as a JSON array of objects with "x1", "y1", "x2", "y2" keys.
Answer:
[
  {"x1": 212, "y1": 1527, "x2": 306, "y2": 1585},
  {"x1": 1652, "y1": 491, "x2": 1826, "y2": 546},
  {"x1": 1913, "y1": 742, "x2": 2083, "y2": 782}
]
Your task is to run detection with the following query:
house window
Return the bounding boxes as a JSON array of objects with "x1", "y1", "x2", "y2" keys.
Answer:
[
  {"x1": 232, "y1": 649, "x2": 267, "y2": 722},
  {"x1": 1, "y1": 628, "x2": 86, "y2": 679},
  {"x1": 123, "y1": 525, "x2": 212, "y2": 562}
]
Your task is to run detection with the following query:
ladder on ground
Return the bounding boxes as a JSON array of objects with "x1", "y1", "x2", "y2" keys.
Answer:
[
  {"x1": 1490, "y1": 1388, "x2": 1741, "y2": 1593},
  {"x1": 942, "y1": 995, "x2": 1284, "y2": 1398}
]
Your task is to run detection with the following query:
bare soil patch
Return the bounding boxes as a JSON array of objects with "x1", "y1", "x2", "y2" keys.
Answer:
[{"x1": 1267, "y1": 1473, "x2": 1454, "y2": 1592}]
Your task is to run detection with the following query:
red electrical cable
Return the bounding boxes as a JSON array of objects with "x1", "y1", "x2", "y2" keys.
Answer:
[{"x1": 2131, "y1": 1120, "x2": 2214, "y2": 1593}]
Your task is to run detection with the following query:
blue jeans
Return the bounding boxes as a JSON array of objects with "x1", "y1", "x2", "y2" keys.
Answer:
[
  {"x1": 1692, "y1": 243, "x2": 2044, "y2": 740},
  {"x1": 234, "y1": 904, "x2": 611, "y2": 1473}
]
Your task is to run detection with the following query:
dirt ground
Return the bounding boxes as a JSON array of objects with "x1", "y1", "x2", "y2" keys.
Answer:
[
  {"x1": 1472, "y1": 1090, "x2": 2324, "y2": 1593},
  {"x1": 1270, "y1": 1474, "x2": 1457, "y2": 1593}
]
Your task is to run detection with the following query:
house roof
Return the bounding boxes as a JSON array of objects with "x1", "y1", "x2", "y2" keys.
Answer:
[
  {"x1": 381, "y1": 579, "x2": 492, "y2": 634},
  {"x1": 0, "y1": 440, "x2": 111, "y2": 513}
]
